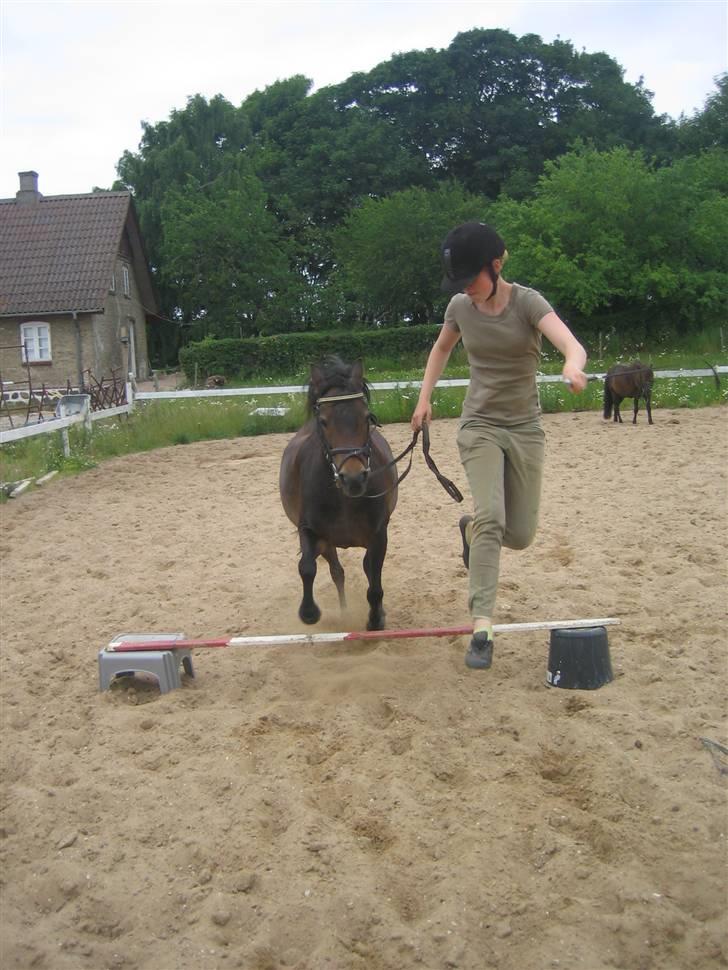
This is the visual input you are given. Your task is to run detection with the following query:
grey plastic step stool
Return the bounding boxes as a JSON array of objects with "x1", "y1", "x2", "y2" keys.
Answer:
[{"x1": 99, "y1": 633, "x2": 194, "y2": 693}]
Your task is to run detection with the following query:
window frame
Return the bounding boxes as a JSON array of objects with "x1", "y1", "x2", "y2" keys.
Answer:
[{"x1": 20, "y1": 321, "x2": 52, "y2": 364}]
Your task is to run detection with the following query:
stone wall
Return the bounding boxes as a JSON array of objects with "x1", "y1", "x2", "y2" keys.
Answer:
[
  {"x1": 0, "y1": 257, "x2": 151, "y2": 389},
  {"x1": 0, "y1": 315, "x2": 90, "y2": 389}
]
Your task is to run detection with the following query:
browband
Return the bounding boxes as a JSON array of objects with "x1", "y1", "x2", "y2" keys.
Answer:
[{"x1": 316, "y1": 392, "x2": 366, "y2": 404}]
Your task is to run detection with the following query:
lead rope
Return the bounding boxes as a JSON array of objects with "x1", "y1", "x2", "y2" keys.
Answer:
[
  {"x1": 420, "y1": 423, "x2": 463, "y2": 502},
  {"x1": 366, "y1": 424, "x2": 463, "y2": 502}
]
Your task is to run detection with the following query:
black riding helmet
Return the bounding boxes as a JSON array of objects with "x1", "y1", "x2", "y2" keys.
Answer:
[{"x1": 441, "y1": 222, "x2": 506, "y2": 300}]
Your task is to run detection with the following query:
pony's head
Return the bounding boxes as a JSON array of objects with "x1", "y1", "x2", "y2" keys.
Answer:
[
  {"x1": 308, "y1": 356, "x2": 376, "y2": 498},
  {"x1": 306, "y1": 356, "x2": 370, "y2": 410}
]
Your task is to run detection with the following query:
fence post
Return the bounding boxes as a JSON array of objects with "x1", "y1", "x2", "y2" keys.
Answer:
[
  {"x1": 126, "y1": 374, "x2": 135, "y2": 413},
  {"x1": 56, "y1": 393, "x2": 91, "y2": 458}
]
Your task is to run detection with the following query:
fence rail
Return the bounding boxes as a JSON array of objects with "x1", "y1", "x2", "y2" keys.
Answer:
[
  {"x1": 1, "y1": 367, "x2": 726, "y2": 447},
  {"x1": 135, "y1": 367, "x2": 727, "y2": 401}
]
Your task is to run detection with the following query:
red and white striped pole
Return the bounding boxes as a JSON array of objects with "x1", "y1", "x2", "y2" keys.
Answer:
[{"x1": 106, "y1": 617, "x2": 619, "y2": 652}]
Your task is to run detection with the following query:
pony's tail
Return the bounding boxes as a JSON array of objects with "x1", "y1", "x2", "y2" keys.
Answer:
[{"x1": 603, "y1": 380, "x2": 613, "y2": 419}]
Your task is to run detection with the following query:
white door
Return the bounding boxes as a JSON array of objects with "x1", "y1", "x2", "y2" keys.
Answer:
[{"x1": 127, "y1": 321, "x2": 137, "y2": 379}]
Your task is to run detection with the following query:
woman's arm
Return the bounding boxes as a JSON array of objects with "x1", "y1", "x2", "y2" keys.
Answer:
[
  {"x1": 537, "y1": 312, "x2": 588, "y2": 393},
  {"x1": 411, "y1": 325, "x2": 462, "y2": 430}
]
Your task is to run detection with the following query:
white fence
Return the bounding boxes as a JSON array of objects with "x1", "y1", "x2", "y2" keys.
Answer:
[
  {"x1": 0, "y1": 397, "x2": 131, "y2": 445},
  {"x1": 1, "y1": 368, "x2": 726, "y2": 448}
]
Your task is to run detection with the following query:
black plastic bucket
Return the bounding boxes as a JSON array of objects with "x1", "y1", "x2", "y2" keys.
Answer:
[{"x1": 546, "y1": 626, "x2": 613, "y2": 690}]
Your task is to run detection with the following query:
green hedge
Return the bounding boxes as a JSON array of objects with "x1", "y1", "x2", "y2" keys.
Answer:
[{"x1": 178, "y1": 325, "x2": 442, "y2": 381}]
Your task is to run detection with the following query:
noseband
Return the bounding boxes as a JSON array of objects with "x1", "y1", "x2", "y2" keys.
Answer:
[{"x1": 313, "y1": 391, "x2": 378, "y2": 488}]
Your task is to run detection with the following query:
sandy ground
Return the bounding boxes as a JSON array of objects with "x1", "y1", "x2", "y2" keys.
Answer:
[{"x1": 1, "y1": 406, "x2": 726, "y2": 970}]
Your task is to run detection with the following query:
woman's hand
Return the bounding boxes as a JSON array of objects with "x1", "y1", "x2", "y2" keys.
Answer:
[
  {"x1": 537, "y1": 313, "x2": 588, "y2": 393},
  {"x1": 411, "y1": 400, "x2": 432, "y2": 431},
  {"x1": 411, "y1": 327, "x2": 460, "y2": 431},
  {"x1": 562, "y1": 362, "x2": 588, "y2": 393}
]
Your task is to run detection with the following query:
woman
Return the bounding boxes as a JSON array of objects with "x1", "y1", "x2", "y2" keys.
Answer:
[{"x1": 411, "y1": 222, "x2": 587, "y2": 670}]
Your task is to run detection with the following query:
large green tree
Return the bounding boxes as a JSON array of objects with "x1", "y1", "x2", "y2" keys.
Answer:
[
  {"x1": 493, "y1": 145, "x2": 728, "y2": 335},
  {"x1": 113, "y1": 30, "x2": 725, "y2": 353},
  {"x1": 675, "y1": 74, "x2": 728, "y2": 154},
  {"x1": 116, "y1": 93, "x2": 250, "y2": 255},
  {"x1": 115, "y1": 93, "x2": 251, "y2": 323},
  {"x1": 333, "y1": 183, "x2": 489, "y2": 325},
  {"x1": 330, "y1": 29, "x2": 669, "y2": 198},
  {"x1": 159, "y1": 163, "x2": 294, "y2": 338}
]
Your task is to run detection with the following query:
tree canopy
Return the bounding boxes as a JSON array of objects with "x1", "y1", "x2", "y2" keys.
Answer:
[
  {"x1": 112, "y1": 30, "x2": 727, "y2": 356},
  {"x1": 333, "y1": 183, "x2": 489, "y2": 325},
  {"x1": 158, "y1": 163, "x2": 294, "y2": 338},
  {"x1": 492, "y1": 146, "x2": 728, "y2": 333}
]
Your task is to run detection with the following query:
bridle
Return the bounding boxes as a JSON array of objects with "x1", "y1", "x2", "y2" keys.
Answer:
[
  {"x1": 313, "y1": 391, "x2": 376, "y2": 487},
  {"x1": 313, "y1": 390, "x2": 463, "y2": 503}
]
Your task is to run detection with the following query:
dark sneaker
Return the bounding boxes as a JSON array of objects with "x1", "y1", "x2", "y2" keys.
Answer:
[
  {"x1": 465, "y1": 631, "x2": 493, "y2": 669},
  {"x1": 459, "y1": 515, "x2": 473, "y2": 569}
]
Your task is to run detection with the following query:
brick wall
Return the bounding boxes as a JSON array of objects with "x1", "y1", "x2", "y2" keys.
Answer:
[
  {"x1": 0, "y1": 258, "x2": 152, "y2": 389},
  {"x1": 102, "y1": 256, "x2": 151, "y2": 379},
  {"x1": 0, "y1": 315, "x2": 91, "y2": 389}
]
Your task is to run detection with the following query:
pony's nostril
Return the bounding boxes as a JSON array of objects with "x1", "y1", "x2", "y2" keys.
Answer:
[{"x1": 341, "y1": 471, "x2": 368, "y2": 496}]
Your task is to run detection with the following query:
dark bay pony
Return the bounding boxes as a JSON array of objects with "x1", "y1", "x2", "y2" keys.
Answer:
[
  {"x1": 603, "y1": 360, "x2": 654, "y2": 425},
  {"x1": 279, "y1": 357, "x2": 399, "y2": 630}
]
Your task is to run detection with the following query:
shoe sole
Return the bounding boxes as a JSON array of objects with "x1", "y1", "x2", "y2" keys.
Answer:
[
  {"x1": 465, "y1": 632, "x2": 493, "y2": 669},
  {"x1": 465, "y1": 648, "x2": 492, "y2": 669}
]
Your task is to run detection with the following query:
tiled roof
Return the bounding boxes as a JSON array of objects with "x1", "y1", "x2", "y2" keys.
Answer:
[{"x1": 0, "y1": 191, "x2": 134, "y2": 316}]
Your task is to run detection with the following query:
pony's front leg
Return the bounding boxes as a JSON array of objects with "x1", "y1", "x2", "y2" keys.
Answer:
[
  {"x1": 322, "y1": 544, "x2": 347, "y2": 612},
  {"x1": 363, "y1": 529, "x2": 388, "y2": 631},
  {"x1": 632, "y1": 397, "x2": 640, "y2": 424},
  {"x1": 298, "y1": 528, "x2": 321, "y2": 625}
]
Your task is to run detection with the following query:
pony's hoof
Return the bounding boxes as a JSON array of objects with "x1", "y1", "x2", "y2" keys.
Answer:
[
  {"x1": 366, "y1": 613, "x2": 386, "y2": 631},
  {"x1": 299, "y1": 605, "x2": 321, "y2": 625}
]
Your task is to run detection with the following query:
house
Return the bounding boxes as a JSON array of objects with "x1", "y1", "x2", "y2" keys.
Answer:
[{"x1": 0, "y1": 171, "x2": 159, "y2": 392}]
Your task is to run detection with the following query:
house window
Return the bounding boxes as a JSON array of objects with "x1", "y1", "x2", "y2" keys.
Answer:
[
  {"x1": 20, "y1": 322, "x2": 52, "y2": 363},
  {"x1": 122, "y1": 265, "x2": 130, "y2": 297},
  {"x1": 110, "y1": 271, "x2": 116, "y2": 293}
]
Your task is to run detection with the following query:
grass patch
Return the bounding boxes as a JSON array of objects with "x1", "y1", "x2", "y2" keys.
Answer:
[
  {"x1": 2, "y1": 346, "x2": 726, "y2": 492},
  {"x1": 0, "y1": 397, "x2": 306, "y2": 489}
]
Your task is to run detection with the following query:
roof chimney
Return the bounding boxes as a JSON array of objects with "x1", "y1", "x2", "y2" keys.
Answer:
[{"x1": 17, "y1": 171, "x2": 41, "y2": 204}]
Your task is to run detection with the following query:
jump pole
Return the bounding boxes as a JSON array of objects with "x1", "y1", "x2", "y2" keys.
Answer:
[{"x1": 106, "y1": 617, "x2": 619, "y2": 652}]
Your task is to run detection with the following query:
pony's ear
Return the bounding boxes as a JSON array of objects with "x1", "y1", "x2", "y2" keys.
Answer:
[
  {"x1": 309, "y1": 363, "x2": 324, "y2": 395},
  {"x1": 351, "y1": 359, "x2": 364, "y2": 386}
]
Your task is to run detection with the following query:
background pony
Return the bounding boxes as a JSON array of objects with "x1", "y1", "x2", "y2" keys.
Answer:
[{"x1": 603, "y1": 361, "x2": 654, "y2": 424}]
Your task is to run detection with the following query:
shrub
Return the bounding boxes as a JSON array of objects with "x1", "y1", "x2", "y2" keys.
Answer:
[{"x1": 178, "y1": 326, "x2": 442, "y2": 382}]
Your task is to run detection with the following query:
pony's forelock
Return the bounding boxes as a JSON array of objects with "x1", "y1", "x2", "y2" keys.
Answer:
[{"x1": 307, "y1": 356, "x2": 370, "y2": 414}]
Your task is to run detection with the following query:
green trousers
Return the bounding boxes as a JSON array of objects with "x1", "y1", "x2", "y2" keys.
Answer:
[{"x1": 456, "y1": 418, "x2": 545, "y2": 619}]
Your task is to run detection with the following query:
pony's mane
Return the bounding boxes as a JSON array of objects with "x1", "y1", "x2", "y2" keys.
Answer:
[{"x1": 306, "y1": 356, "x2": 371, "y2": 414}]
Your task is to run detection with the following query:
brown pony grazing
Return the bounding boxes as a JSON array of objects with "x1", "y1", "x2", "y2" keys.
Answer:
[
  {"x1": 279, "y1": 356, "x2": 399, "y2": 630},
  {"x1": 603, "y1": 360, "x2": 654, "y2": 425}
]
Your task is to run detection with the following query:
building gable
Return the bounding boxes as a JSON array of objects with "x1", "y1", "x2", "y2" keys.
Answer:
[{"x1": 0, "y1": 171, "x2": 158, "y2": 318}]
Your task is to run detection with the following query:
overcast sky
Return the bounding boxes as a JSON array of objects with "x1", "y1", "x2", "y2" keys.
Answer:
[{"x1": 1, "y1": 0, "x2": 726, "y2": 198}]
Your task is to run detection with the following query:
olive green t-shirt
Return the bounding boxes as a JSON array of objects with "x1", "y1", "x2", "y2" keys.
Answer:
[{"x1": 444, "y1": 283, "x2": 553, "y2": 425}]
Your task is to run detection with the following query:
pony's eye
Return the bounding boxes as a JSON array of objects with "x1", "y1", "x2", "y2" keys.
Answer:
[{"x1": 319, "y1": 417, "x2": 328, "y2": 428}]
